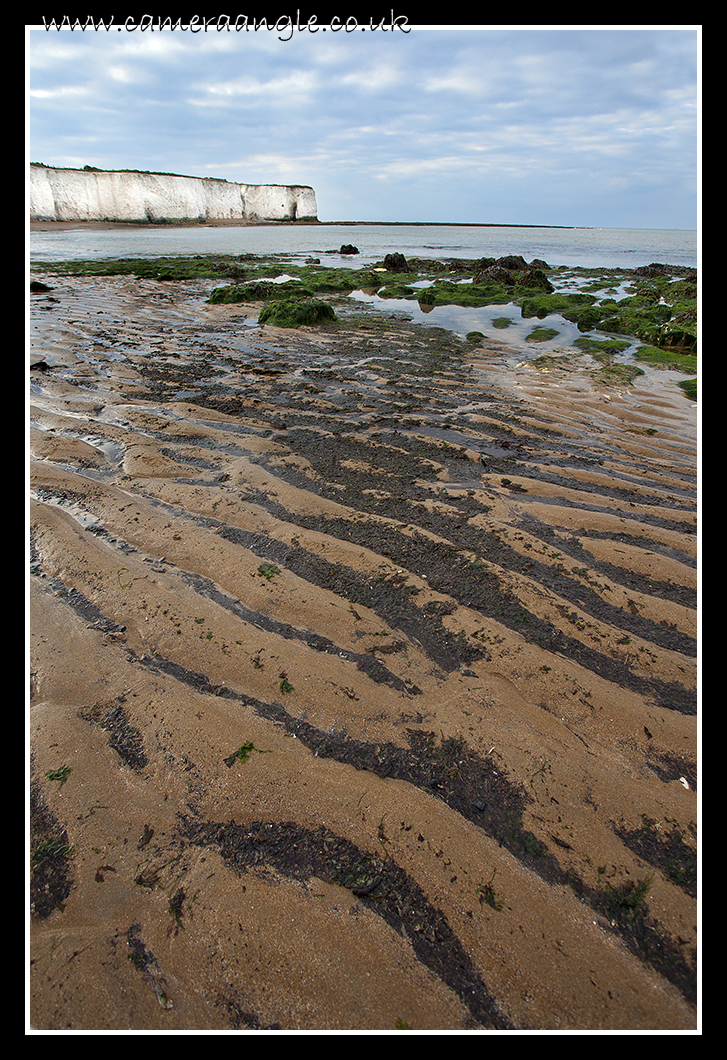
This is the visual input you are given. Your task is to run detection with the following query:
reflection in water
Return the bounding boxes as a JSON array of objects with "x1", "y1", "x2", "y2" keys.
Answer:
[{"x1": 346, "y1": 287, "x2": 589, "y2": 356}]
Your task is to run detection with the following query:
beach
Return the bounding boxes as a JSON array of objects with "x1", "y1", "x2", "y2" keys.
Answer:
[{"x1": 28, "y1": 260, "x2": 697, "y2": 1031}]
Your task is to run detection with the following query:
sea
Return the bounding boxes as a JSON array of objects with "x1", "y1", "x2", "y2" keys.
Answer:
[{"x1": 28, "y1": 223, "x2": 698, "y2": 272}]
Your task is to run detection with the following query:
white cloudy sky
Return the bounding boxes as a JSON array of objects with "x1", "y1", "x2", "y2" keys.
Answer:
[{"x1": 27, "y1": 23, "x2": 699, "y2": 229}]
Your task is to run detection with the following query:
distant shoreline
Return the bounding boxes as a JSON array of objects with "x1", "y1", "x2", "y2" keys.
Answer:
[{"x1": 320, "y1": 221, "x2": 581, "y2": 230}]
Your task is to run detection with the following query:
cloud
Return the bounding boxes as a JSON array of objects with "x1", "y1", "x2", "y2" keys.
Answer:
[
  {"x1": 29, "y1": 84, "x2": 92, "y2": 100},
  {"x1": 340, "y1": 61, "x2": 404, "y2": 91},
  {"x1": 190, "y1": 68, "x2": 320, "y2": 105},
  {"x1": 27, "y1": 26, "x2": 699, "y2": 228}
]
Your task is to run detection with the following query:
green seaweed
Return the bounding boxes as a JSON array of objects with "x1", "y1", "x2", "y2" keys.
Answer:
[
  {"x1": 633, "y1": 344, "x2": 697, "y2": 374},
  {"x1": 208, "y1": 279, "x2": 314, "y2": 304},
  {"x1": 377, "y1": 283, "x2": 417, "y2": 299},
  {"x1": 476, "y1": 870, "x2": 504, "y2": 911},
  {"x1": 593, "y1": 362, "x2": 645, "y2": 386},
  {"x1": 526, "y1": 327, "x2": 559, "y2": 343},
  {"x1": 678, "y1": 378, "x2": 697, "y2": 401},
  {"x1": 224, "y1": 742, "x2": 270, "y2": 767},
  {"x1": 258, "y1": 298, "x2": 337, "y2": 328},
  {"x1": 45, "y1": 765, "x2": 72, "y2": 789},
  {"x1": 520, "y1": 292, "x2": 596, "y2": 319},
  {"x1": 31, "y1": 836, "x2": 76, "y2": 865},
  {"x1": 416, "y1": 280, "x2": 513, "y2": 309},
  {"x1": 573, "y1": 337, "x2": 631, "y2": 354}
]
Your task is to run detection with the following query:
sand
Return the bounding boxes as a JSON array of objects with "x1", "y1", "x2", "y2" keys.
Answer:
[{"x1": 28, "y1": 272, "x2": 698, "y2": 1032}]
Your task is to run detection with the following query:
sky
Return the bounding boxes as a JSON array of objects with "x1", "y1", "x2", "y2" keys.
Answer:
[{"x1": 26, "y1": 23, "x2": 700, "y2": 229}]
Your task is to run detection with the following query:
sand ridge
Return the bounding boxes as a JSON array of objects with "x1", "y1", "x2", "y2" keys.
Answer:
[{"x1": 28, "y1": 273, "x2": 698, "y2": 1031}]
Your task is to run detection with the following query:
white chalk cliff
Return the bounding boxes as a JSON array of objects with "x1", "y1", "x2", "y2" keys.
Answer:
[{"x1": 29, "y1": 165, "x2": 318, "y2": 223}]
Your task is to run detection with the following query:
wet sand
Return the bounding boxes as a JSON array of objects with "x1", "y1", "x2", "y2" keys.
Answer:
[{"x1": 28, "y1": 272, "x2": 698, "y2": 1031}]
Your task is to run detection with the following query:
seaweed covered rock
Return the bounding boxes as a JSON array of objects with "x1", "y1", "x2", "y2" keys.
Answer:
[
  {"x1": 208, "y1": 280, "x2": 313, "y2": 304},
  {"x1": 408, "y1": 257, "x2": 461, "y2": 274},
  {"x1": 416, "y1": 278, "x2": 512, "y2": 308},
  {"x1": 258, "y1": 298, "x2": 337, "y2": 328},
  {"x1": 473, "y1": 265, "x2": 515, "y2": 285},
  {"x1": 496, "y1": 254, "x2": 529, "y2": 271},
  {"x1": 521, "y1": 292, "x2": 597, "y2": 317},
  {"x1": 383, "y1": 252, "x2": 411, "y2": 273},
  {"x1": 634, "y1": 262, "x2": 672, "y2": 278},
  {"x1": 209, "y1": 281, "x2": 277, "y2": 304},
  {"x1": 566, "y1": 304, "x2": 609, "y2": 332},
  {"x1": 516, "y1": 268, "x2": 554, "y2": 292},
  {"x1": 378, "y1": 283, "x2": 417, "y2": 299},
  {"x1": 339, "y1": 244, "x2": 359, "y2": 255},
  {"x1": 519, "y1": 291, "x2": 607, "y2": 332},
  {"x1": 657, "y1": 324, "x2": 697, "y2": 350}
]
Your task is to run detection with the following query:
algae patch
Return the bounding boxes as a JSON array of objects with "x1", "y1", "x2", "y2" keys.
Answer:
[{"x1": 259, "y1": 298, "x2": 337, "y2": 328}]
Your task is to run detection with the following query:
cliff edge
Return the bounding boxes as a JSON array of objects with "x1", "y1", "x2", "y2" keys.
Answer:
[{"x1": 29, "y1": 165, "x2": 318, "y2": 223}]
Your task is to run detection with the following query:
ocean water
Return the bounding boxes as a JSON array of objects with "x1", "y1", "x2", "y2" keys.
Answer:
[{"x1": 29, "y1": 223, "x2": 698, "y2": 271}]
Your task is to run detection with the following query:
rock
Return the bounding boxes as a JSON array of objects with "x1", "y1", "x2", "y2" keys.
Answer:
[
  {"x1": 473, "y1": 256, "x2": 552, "y2": 289},
  {"x1": 658, "y1": 325, "x2": 697, "y2": 350},
  {"x1": 634, "y1": 262, "x2": 671, "y2": 277},
  {"x1": 516, "y1": 268, "x2": 554, "y2": 292},
  {"x1": 473, "y1": 265, "x2": 515, "y2": 285},
  {"x1": 496, "y1": 254, "x2": 528, "y2": 271},
  {"x1": 383, "y1": 252, "x2": 410, "y2": 273},
  {"x1": 30, "y1": 280, "x2": 52, "y2": 293},
  {"x1": 258, "y1": 298, "x2": 337, "y2": 328},
  {"x1": 208, "y1": 281, "x2": 277, "y2": 304},
  {"x1": 339, "y1": 244, "x2": 359, "y2": 255}
]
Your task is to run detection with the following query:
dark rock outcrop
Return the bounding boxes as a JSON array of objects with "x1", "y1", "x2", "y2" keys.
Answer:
[
  {"x1": 496, "y1": 254, "x2": 529, "y2": 271},
  {"x1": 516, "y1": 268, "x2": 554, "y2": 292},
  {"x1": 383, "y1": 253, "x2": 410, "y2": 273},
  {"x1": 473, "y1": 265, "x2": 515, "y2": 285}
]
